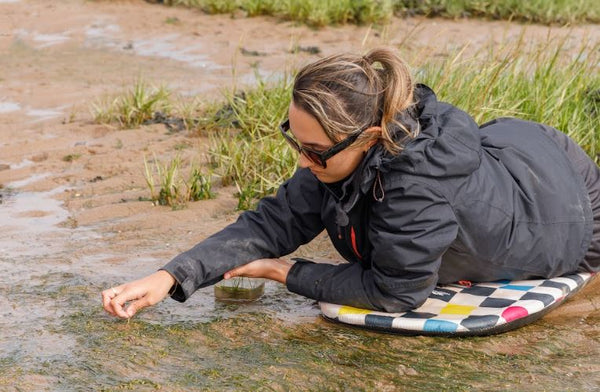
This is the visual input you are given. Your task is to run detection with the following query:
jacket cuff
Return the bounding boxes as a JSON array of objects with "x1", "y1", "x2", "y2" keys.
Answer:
[
  {"x1": 285, "y1": 259, "x2": 318, "y2": 300},
  {"x1": 160, "y1": 256, "x2": 198, "y2": 302}
]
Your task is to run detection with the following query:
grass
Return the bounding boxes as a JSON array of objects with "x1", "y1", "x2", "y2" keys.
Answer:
[
  {"x1": 93, "y1": 38, "x2": 598, "y2": 210},
  {"x1": 204, "y1": 38, "x2": 598, "y2": 209},
  {"x1": 92, "y1": 80, "x2": 206, "y2": 132},
  {"x1": 395, "y1": 0, "x2": 600, "y2": 24},
  {"x1": 157, "y1": 0, "x2": 600, "y2": 26},
  {"x1": 206, "y1": 75, "x2": 296, "y2": 210},
  {"x1": 144, "y1": 154, "x2": 215, "y2": 209},
  {"x1": 413, "y1": 36, "x2": 599, "y2": 161},
  {"x1": 92, "y1": 80, "x2": 171, "y2": 129},
  {"x1": 50, "y1": 304, "x2": 600, "y2": 391}
]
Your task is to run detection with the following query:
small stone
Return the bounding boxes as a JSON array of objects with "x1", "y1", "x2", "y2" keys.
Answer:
[
  {"x1": 397, "y1": 364, "x2": 418, "y2": 376},
  {"x1": 0, "y1": 164, "x2": 9, "y2": 171}
]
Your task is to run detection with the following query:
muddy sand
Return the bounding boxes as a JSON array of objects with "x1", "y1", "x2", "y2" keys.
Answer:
[{"x1": 1, "y1": 0, "x2": 599, "y2": 390}]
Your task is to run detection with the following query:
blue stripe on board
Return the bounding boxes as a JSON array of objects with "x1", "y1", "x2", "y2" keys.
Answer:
[
  {"x1": 364, "y1": 314, "x2": 394, "y2": 329},
  {"x1": 500, "y1": 284, "x2": 535, "y2": 291},
  {"x1": 423, "y1": 319, "x2": 458, "y2": 333}
]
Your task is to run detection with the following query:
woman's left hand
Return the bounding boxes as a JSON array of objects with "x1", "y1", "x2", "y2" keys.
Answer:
[{"x1": 224, "y1": 258, "x2": 292, "y2": 284}]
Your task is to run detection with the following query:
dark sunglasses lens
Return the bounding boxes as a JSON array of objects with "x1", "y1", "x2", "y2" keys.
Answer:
[{"x1": 303, "y1": 150, "x2": 325, "y2": 167}]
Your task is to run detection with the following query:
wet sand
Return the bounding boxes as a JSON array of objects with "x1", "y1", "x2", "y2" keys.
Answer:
[{"x1": 0, "y1": 0, "x2": 599, "y2": 390}]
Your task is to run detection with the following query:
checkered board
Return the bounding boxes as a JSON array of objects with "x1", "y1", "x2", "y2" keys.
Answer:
[{"x1": 320, "y1": 272, "x2": 594, "y2": 336}]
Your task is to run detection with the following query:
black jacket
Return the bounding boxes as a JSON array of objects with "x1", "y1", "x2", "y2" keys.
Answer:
[{"x1": 162, "y1": 85, "x2": 595, "y2": 312}]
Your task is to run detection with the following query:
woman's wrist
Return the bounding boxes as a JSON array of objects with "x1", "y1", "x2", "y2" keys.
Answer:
[{"x1": 273, "y1": 259, "x2": 292, "y2": 283}]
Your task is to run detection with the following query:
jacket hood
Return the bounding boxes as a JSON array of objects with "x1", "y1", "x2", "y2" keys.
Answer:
[
  {"x1": 329, "y1": 84, "x2": 482, "y2": 226},
  {"x1": 378, "y1": 84, "x2": 482, "y2": 177}
]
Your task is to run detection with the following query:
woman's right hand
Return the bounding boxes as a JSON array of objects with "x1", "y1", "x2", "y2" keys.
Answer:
[{"x1": 102, "y1": 270, "x2": 176, "y2": 319}]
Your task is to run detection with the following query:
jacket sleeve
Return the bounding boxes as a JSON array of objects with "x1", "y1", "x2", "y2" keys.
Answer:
[
  {"x1": 286, "y1": 181, "x2": 458, "y2": 312},
  {"x1": 161, "y1": 168, "x2": 325, "y2": 302}
]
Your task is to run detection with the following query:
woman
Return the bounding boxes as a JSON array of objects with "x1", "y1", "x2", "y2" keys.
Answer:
[{"x1": 102, "y1": 47, "x2": 600, "y2": 319}]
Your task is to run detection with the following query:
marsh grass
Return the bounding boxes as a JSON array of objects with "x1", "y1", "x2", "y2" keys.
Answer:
[
  {"x1": 397, "y1": 0, "x2": 600, "y2": 24},
  {"x1": 166, "y1": 0, "x2": 393, "y2": 27},
  {"x1": 159, "y1": 0, "x2": 600, "y2": 26},
  {"x1": 92, "y1": 80, "x2": 206, "y2": 132},
  {"x1": 414, "y1": 36, "x2": 599, "y2": 162},
  {"x1": 92, "y1": 80, "x2": 171, "y2": 129},
  {"x1": 144, "y1": 154, "x2": 214, "y2": 209},
  {"x1": 94, "y1": 38, "x2": 598, "y2": 210},
  {"x1": 206, "y1": 38, "x2": 598, "y2": 209},
  {"x1": 56, "y1": 307, "x2": 600, "y2": 391},
  {"x1": 206, "y1": 76, "x2": 296, "y2": 209}
]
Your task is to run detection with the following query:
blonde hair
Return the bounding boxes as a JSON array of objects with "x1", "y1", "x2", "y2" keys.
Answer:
[{"x1": 292, "y1": 47, "x2": 418, "y2": 155}]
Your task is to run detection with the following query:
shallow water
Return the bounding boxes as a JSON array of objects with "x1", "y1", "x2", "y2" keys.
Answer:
[
  {"x1": 1, "y1": 0, "x2": 599, "y2": 390},
  {"x1": 2, "y1": 175, "x2": 599, "y2": 391}
]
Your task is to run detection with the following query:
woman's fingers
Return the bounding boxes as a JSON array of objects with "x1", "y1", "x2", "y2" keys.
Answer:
[
  {"x1": 101, "y1": 285, "x2": 127, "y2": 317},
  {"x1": 101, "y1": 271, "x2": 176, "y2": 319}
]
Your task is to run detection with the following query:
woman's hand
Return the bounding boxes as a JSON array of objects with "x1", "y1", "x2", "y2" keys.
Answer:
[
  {"x1": 224, "y1": 258, "x2": 292, "y2": 284},
  {"x1": 102, "y1": 270, "x2": 176, "y2": 319}
]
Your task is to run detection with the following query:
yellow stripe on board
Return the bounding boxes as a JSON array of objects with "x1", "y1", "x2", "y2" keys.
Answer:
[
  {"x1": 440, "y1": 304, "x2": 476, "y2": 315},
  {"x1": 338, "y1": 306, "x2": 373, "y2": 315}
]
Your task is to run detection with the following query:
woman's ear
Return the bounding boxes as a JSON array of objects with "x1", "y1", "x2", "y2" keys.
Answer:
[{"x1": 363, "y1": 126, "x2": 382, "y2": 151}]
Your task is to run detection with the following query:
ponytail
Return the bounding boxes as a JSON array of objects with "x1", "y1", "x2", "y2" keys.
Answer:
[{"x1": 362, "y1": 47, "x2": 417, "y2": 155}]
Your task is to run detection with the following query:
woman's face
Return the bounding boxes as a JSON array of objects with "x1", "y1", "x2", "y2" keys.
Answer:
[{"x1": 288, "y1": 101, "x2": 373, "y2": 183}]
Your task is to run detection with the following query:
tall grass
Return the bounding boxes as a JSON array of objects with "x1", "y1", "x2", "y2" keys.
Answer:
[
  {"x1": 414, "y1": 37, "x2": 599, "y2": 160},
  {"x1": 159, "y1": 0, "x2": 600, "y2": 26},
  {"x1": 144, "y1": 154, "x2": 214, "y2": 209},
  {"x1": 207, "y1": 76, "x2": 296, "y2": 210},
  {"x1": 395, "y1": 0, "x2": 600, "y2": 25},
  {"x1": 92, "y1": 39, "x2": 598, "y2": 210},
  {"x1": 92, "y1": 80, "x2": 206, "y2": 131},
  {"x1": 206, "y1": 39, "x2": 598, "y2": 209},
  {"x1": 92, "y1": 80, "x2": 171, "y2": 129}
]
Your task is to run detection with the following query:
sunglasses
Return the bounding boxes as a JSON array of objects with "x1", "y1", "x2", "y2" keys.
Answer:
[{"x1": 279, "y1": 119, "x2": 363, "y2": 168}]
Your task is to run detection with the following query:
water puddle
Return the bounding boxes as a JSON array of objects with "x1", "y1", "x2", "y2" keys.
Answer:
[
  {"x1": 0, "y1": 101, "x2": 21, "y2": 113},
  {"x1": 25, "y1": 106, "x2": 65, "y2": 122},
  {"x1": 32, "y1": 32, "x2": 71, "y2": 48},
  {"x1": 132, "y1": 35, "x2": 218, "y2": 69},
  {"x1": 7, "y1": 158, "x2": 34, "y2": 170},
  {"x1": 13, "y1": 29, "x2": 71, "y2": 48},
  {"x1": 83, "y1": 20, "x2": 222, "y2": 70}
]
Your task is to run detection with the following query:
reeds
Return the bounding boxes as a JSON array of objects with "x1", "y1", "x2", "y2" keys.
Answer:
[
  {"x1": 93, "y1": 38, "x2": 598, "y2": 209},
  {"x1": 160, "y1": 0, "x2": 600, "y2": 26},
  {"x1": 414, "y1": 37, "x2": 599, "y2": 162},
  {"x1": 92, "y1": 80, "x2": 171, "y2": 129},
  {"x1": 144, "y1": 154, "x2": 214, "y2": 209},
  {"x1": 207, "y1": 39, "x2": 598, "y2": 209}
]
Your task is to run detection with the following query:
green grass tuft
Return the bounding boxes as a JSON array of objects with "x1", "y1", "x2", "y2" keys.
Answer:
[
  {"x1": 92, "y1": 80, "x2": 171, "y2": 129},
  {"x1": 144, "y1": 154, "x2": 215, "y2": 209}
]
